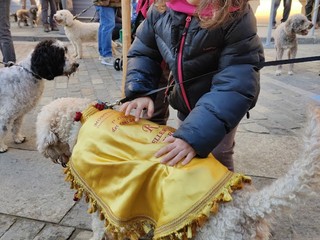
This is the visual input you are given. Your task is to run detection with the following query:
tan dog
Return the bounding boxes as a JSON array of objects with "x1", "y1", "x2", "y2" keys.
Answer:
[
  {"x1": 53, "y1": 9, "x2": 121, "y2": 59},
  {"x1": 15, "y1": 5, "x2": 38, "y2": 28},
  {"x1": 273, "y1": 14, "x2": 313, "y2": 76}
]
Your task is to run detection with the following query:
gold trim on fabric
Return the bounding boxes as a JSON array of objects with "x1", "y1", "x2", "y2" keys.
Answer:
[
  {"x1": 64, "y1": 108, "x2": 252, "y2": 240},
  {"x1": 154, "y1": 171, "x2": 234, "y2": 237},
  {"x1": 65, "y1": 164, "x2": 251, "y2": 239}
]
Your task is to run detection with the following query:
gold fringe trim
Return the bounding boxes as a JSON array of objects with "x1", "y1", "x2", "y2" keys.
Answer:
[{"x1": 63, "y1": 167, "x2": 251, "y2": 240}]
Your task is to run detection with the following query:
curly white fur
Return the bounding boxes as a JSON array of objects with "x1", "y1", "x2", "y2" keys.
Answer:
[
  {"x1": 273, "y1": 14, "x2": 313, "y2": 76},
  {"x1": 53, "y1": 9, "x2": 121, "y2": 59},
  {"x1": 36, "y1": 97, "x2": 91, "y2": 164},
  {"x1": 0, "y1": 40, "x2": 78, "y2": 153},
  {"x1": 53, "y1": 10, "x2": 99, "y2": 59},
  {"x1": 36, "y1": 98, "x2": 320, "y2": 240}
]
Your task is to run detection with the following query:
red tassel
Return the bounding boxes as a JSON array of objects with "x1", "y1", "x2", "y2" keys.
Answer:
[
  {"x1": 94, "y1": 103, "x2": 105, "y2": 111},
  {"x1": 74, "y1": 112, "x2": 82, "y2": 121}
]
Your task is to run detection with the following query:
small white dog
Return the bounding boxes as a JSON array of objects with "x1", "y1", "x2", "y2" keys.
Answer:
[
  {"x1": 36, "y1": 97, "x2": 320, "y2": 240},
  {"x1": 0, "y1": 40, "x2": 79, "y2": 153},
  {"x1": 273, "y1": 14, "x2": 313, "y2": 76},
  {"x1": 53, "y1": 9, "x2": 120, "y2": 59}
]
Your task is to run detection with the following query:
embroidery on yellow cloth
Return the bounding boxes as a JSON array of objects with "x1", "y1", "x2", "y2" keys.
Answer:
[{"x1": 65, "y1": 105, "x2": 251, "y2": 239}]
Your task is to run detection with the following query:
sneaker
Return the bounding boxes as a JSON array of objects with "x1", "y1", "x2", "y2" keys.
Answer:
[{"x1": 101, "y1": 57, "x2": 114, "y2": 66}]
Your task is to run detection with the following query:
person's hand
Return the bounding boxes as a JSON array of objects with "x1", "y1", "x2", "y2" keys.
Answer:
[
  {"x1": 155, "y1": 136, "x2": 196, "y2": 166},
  {"x1": 119, "y1": 97, "x2": 154, "y2": 121}
]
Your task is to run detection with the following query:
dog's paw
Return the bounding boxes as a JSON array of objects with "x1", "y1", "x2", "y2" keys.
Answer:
[
  {"x1": 0, "y1": 144, "x2": 8, "y2": 153},
  {"x1": 275, "y1": 70, "x2": 282, "y2": 76},
  {"x1": 13, "y1": 134, "x2": 26, "y2": 144},
  {"x1": 288, "y1": 71, "x2": 294, "y2": 75}
]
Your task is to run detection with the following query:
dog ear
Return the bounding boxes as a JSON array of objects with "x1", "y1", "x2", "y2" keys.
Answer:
[
  {"x1": 37, "y1": 129, "x2": 72, "y2": 164},
  {"x1": 31, "y1": 40, "x2": 66, "y2": 80},
  {"x1": 285, "y1": 18, "x2": 294, "y2": 33},
  {"x1": 65, "y1": 11, "x2": 73, "y2": 26},
  {"x1": 37, "y1": 130, "x2": 59, "y2": 158}
]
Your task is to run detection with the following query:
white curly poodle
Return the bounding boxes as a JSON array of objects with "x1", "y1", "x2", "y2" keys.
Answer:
[
  {"x1": 0, "y1": 40, "x2": 79, "y2": 153},
  {"x1": 36, "y1": 97, "x2": 320, "y2": 240},
  {"x1": 273, "y1": 14, "x2": 313, "y2": 76}
]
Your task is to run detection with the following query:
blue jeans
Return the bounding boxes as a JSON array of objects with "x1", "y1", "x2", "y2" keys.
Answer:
[
  {"x1": 97, "y1": 6, "x2": 115, "y2": 58},
  {"x1": 0, "y1": 0, "x2": 16, "y2": 63}
]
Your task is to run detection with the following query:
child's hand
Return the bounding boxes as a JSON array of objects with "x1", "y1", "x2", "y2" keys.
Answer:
[
  {"x1": 155, "y1": 136, "x2": 196, "y2": 166},
  {"x1": 119, "y1": 97, "x2": 154, "y2": 122}
]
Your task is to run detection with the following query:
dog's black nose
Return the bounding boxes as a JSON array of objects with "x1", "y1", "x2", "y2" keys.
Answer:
[{"x1": 73, "y1": 63, "x2": 79, "y2": 68}]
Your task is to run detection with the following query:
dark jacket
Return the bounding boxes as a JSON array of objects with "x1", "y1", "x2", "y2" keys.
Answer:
[{"x1": 125, "y1": 3, "x2": 265, "y2": 158}]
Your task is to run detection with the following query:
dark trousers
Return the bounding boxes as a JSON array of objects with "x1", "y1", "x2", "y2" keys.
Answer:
[
  {"x1": 305, "y1": 0, "x2": 320, "y2": 21},
  {"x1": 272, "y1": 0, "x2": 292, "y2": 25},
  {"x1": 0, "y1": 0, "x2": 16, "y2": 64},
  {"x1": 40, "y1": 0, "x2": 58, "y2": 27},
  {"x1": 211, "y1": 126, "x2": 237, "y2": 171}
]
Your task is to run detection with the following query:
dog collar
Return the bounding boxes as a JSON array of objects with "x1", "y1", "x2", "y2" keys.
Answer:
[{"x1": 15, "y1": 64, "x2": 42, "y2": 79}]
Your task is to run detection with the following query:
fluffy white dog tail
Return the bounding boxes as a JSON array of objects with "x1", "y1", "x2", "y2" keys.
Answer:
[{"x1": 245, "y1": 103, "x2": 320, "y2": 219}]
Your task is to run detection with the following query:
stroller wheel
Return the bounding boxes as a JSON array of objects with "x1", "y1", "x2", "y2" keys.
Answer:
[{"x1": 114, "y1": 58, "x2": 121, "y2": 71}]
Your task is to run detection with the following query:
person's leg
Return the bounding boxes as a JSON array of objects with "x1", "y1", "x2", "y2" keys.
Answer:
[
  {"x1": 281, "y1": 0, "x2": 292, "y2": 22},
  {"x1": 41, "y1": 0, "x2": 50, "y2": 31},
  {"x1": 0, "y1": 0, "x2": 16, "y2": 64},
  {"x1": 98, "y1": 7, "x2": 115, "y2": 64},
  {"x1": 48, "y1": 0, "x2": 58, "y2": 30},
  {"x1": 211, "y1": 126, "x2": 238, "y2": 172},
  {"x1": 60, "y1": 0, "x2": 66, "y2": 9},
  {"x1": 305, "y1": 0, "x2": 315, "y2": 20},
  {"x1": 272, "y1": 0, "x2": 281, "y2": 27},
  {"x1": 21, "y1": 0, "x2": 27, "y2": 9},
  {"x1": 30, "y1": 0, "x2": 36, "y2": 5},
  {"x1": 317, "y1": 2, "x2": 320, "y2": 22}
]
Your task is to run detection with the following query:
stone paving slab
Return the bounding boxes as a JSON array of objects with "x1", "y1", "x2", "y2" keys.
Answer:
[
  {"x1": 235, "y1": 132, "x2": 300, "y2": 178},
  {"x1": 0, "y1": 150, "x2": 76, "y2": 223},
  {"x1": 33, "y1": 224, "x2": 75, "y2": 240},
  {"x1": 0, "y1": 218, "x2": 45, "y2": 240}
]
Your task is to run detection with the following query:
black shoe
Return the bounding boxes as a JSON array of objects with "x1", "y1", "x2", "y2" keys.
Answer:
[
  {"x1": 43, "y1": 24, "x2": 50, "y2": 32},
  {"x1": 51, "y1": 26, "x2": 59, "y2": 31},
  {"x1": 4, "y1": 61, "x2": 15, "y2": 67}
]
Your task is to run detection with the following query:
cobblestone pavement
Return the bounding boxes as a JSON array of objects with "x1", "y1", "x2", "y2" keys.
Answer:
[{"x1": 1, "y1": 25, "x2": 320, "y2": 239}]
